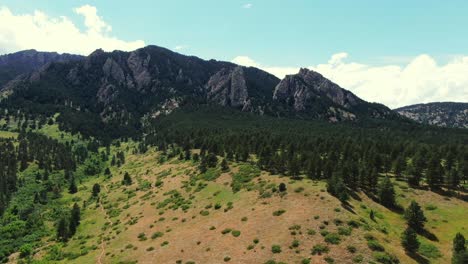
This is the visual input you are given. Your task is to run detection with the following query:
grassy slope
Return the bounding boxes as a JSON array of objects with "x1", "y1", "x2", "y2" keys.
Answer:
[{"x1": 18, "y1": 144, "x2": 466, "y2": 264}]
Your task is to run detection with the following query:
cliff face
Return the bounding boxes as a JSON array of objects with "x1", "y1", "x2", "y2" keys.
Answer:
[
  {"x1": 273, "y1": 68, "x2": 394, "y2": 121},
  {"x1": 396, "y1": 102, "x2": 468, "y2": 129},
  {"x1": 1, "y1": 46, "x2": 397, "y2": 129}
]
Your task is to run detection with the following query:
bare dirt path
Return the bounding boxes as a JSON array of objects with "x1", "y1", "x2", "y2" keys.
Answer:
[{"x1": 97, "y1": 183, "x2": 114, "y2": 264}]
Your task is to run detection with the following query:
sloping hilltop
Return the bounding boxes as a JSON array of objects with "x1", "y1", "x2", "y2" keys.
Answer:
[{"x1": 4, "y1": 130, "x2": 466, "y2": 264}]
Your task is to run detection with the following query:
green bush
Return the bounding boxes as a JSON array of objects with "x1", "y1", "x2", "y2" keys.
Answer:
[
  {"x1": 324, "y1": 233, "x2": 341, "y2": 244},
  {"x1": 311, "y1": 244, "x2": 329, "y2": 255},
  {"x1": 231, "y1": 230, "x2": 241, "y2": 237},
  {"x1": 367, "y1": 240, "x2": 385, "y2": 252},
  {"x1": 151, "y1": 232, "x2": 164, "y2": 239},
  {"x1": 291, "y1": 239, "x2": 300, "y2": 248},
  {"x1": 347, "y1": 245, "x2": 357, "y2": 253},
  {"x1": 352, "y1": 255, "x2": 364, "y2": 263},
  {"x1": 221, "y1": 228, "x2": 232, "y2": 234},
  {"x1": 271, "y1": 245, "x2": 282, "y2": 253},
  {"x1": 273, "y1": 209, "x2": 286, "y2": 216},
  {"x1": 419, "y1": 242, "x2": 442, "y2": 259},
  {"x1": 338, "y1": 227, "x2": 352, "y2": 236},
  {"x1": 373, "y1": 252, "x2": 399, "y2": 263}
]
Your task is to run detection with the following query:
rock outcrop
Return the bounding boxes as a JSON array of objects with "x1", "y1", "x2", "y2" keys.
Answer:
[{"x1": 396, "y1": 102, "x2": 468, "y2": 128}]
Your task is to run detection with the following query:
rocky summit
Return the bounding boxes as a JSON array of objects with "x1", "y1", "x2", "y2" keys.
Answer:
[{"x1": 396, "y1": 102, "x2": 468, "y2": 129}]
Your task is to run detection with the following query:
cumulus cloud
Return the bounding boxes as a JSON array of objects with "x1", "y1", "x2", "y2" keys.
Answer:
[
  {"x1": 0, "y1": 5, "x2": 145, "y2": 55},
  {"x1": 232, "y1": 54, "x2": 468, "y2": 108},
  {"x1": 242, "y1": 3, "x2": 253, "y2": 9}
]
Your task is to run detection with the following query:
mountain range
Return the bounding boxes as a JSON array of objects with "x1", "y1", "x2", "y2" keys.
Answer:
[{"x1": 0, "y1": 46, "x2": 465, "y2": 136}]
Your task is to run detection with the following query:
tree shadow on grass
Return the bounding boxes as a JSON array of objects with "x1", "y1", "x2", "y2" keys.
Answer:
[
  {"x1": 341, "y1": 201, "x2": 356, "y2": 214},
  {"x1": 407, "y1": 251, "x2": 430, "y2": 264},
  {"x1": 419, "y1": 228, "x2": 439, "y2": 242}
]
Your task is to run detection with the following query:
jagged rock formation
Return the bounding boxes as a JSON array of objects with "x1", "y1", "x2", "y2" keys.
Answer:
[
  {"x1": 273, "y1": 68, "x2": 394, "y2": 121},
  {"x1": 396, "y1": 102, "x2": 468, "y2": 128},
  {"x1": 0, "y1": 45, "x2": 398, "y2": 137}
]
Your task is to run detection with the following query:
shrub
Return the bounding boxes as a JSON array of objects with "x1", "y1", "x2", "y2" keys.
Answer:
[
  {"x1": 151, "y1": 232, "x2": 164, "y2": 239},
  {"x1": 146, "y1": 247, "x2": 154, "y2": 251},
  {"x1": 19, "y1": 244, "x2": 33, "y2": 258},
  {"x1": 291, "y1": 239, "x2": 300, "y2": 248},
  {"x1": 419, "y1": 242, "x2": 442, "y2": 259},
  {"x1": 241, "y1": 217, "x2": 248, "y2": 222},
  {"x1": 373, "y1": 252, "x2": 399, "y2": 264},
  {"x1": 137, "y1": 233, "x2": 147, "y2": 241},
  {"x1": 160, "y1": 241, "x2": 169, "y2": 247},
  {"x1": 311, "y1": 244, "x2": 329, "y2": 255},
  {"x1": 307, "y1": 229, "x2": 316, "y2": 236},
  {"x1": 253, "y1": 238, "x2": 259, "y2": 244},
  {"x1": 200, "y1": 210, "x2": 209, "y2": 216},
  {"x1": 338, "y1": 227, "x2": 352, "y2": 236},
  {"x1": 231, "y1": 230, "x2": 241, "y2": 237},
  {"x1": 347, "y1": 220, "x2": 361, "y2": 228},
  {"x1": 224, "y1": 256, "x2": 231, "y2": 262},
  {"x1": 324, "y1": 233, "x2": 341, "y2": 245},
  {"x1": 324, "y1": 257, "x2": 335, "y2": 264},
  {"x1": 352, "y1": 255, "x2": 364, "y2": 263},
  {"x1": 271, "y1": 245, "x2": 282, "y2": 253},
  {"x1": 301, "y1": 259, "x2": 311, "y2": 264},
  {"x1": 367, "y1": 240, "x2": 385, "y2": 252},
  {"x1": 221, "y1": 228, "x2": 232, "y2": 234},
  {"x1": 273, "y1": 209, "x2": 286, "y2": 216},
  {"x1": 347, "y1": 245, "x2": 357, "y2": 253},
  {"x1": 294, "y1": 187, "x2": 304, "y2": 193}
]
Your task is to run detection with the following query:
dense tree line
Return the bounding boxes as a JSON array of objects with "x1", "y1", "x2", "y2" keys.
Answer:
[{"x1": 144, "y1": 107, "x2": 468, "y2": 202}]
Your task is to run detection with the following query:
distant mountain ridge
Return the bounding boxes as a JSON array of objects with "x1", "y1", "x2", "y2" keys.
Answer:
[
  {"x1": 396, "y1": 102, "x2": 468, "y2": 129},
  {"x1": 0, "y1": 45, "x2": 397, "y2": 138},
  {"x1": 0, "y1": 49, "x2": 83, "y2": 88}
]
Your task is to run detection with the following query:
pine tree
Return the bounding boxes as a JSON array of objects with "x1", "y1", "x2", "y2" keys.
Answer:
[
  {"x1": 452, "y1": 233, "x2": 467, "y2": 264},
  {"x1": 401, "y1": 227, "x2": 419, "y2": 253},
  {"x1": 69, "y1": 203, "x2": 81, "y2": 236},
  {"x1": 327, "y1": 174, "x2": 348, "y2": 202},
  {"x1": 426, "y1": 154, "x2": 443, "y2": 189},
  {"x1": 221, "y1": 159, "x2": 229, "y2": 172},
  {"x1": 377, "y1": 177, "x2": 396, "y2": 208},
  {"x1": 453, "y1": 233, "x2": 466, "y2": 253},
  {"x1": 447, "y1": 167, "x2": 460, "y2": 191},
  {"x1": 92, "y1": 183, "x2": 101, "y2": 197},
  {"x1": 404, "y1": 201, "x2": 427, "y2": 231},
  {"x1": 68, "y1": 177, "x2": 78, "y2": 194},
  {"x1": 56, "y1": 217, "x2": 69, "y2": 242},
  {"x1": 279, "y1": 183, "x2": 287, "y2": 192},
  {"x1": 393, "y1": 155, "x2": 406, "y2": 178},
  {"x1": 122, "y1": 172, "x2": 132, "y2": 185}
]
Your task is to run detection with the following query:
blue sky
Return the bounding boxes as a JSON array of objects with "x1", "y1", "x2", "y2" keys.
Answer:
[
  {"x1": 3, "y1": 0, "x2": 468, "y2": 65},
  {"x1": 0, "y1": 0, "x2": 467, "y2": 107}
]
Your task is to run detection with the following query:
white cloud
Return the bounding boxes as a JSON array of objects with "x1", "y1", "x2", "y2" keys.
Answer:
[
  {"x1": 0, "y1": 5, "x2": 145, "y2": 55},
  {"x1": 174, "y1": 45, "x2": 189, "y2": 51},
  {"x1": 242, "y1": 3, "x2": 253, "y2": 9},
  {"x1": 232, "y1": 56, "x2": 259, "y2": 67},
  {"x1": 232, "y1": 54, "x2": 468, "y2": 108}
]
